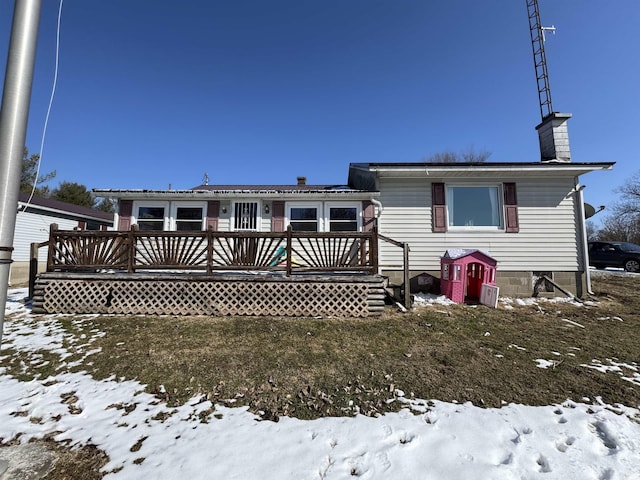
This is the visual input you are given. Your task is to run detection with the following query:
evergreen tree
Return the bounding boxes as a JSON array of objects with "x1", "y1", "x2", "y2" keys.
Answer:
[
  {"x1": 20, "y1": 147, "x2": 56, "y2": 196},
  {"x1": 51, "y1": 181, "x2": 94, "y2": 208}
]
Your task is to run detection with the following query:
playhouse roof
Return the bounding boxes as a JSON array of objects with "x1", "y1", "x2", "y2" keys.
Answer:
[{"x1": 441, "y1": 249, "x2": 496, "y2": 262}]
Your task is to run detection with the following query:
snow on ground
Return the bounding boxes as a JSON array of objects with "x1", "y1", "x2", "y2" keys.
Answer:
[{"x1": 2, "y1": 289, "x2": 640, "y2": 479}]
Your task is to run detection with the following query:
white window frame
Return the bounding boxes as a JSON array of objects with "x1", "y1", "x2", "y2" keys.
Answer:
[
  {"x1": 230, "y1": 200, "x2": 262, "y2": 232},
  {"x1": 286, "y1": 202, "x2": 323, "y2": 232},
  {"x1": 324, "y1": 202, "x2": 362, "y2": 232},
  {"x1": 169, "y1": 201, "x2": 207, "y2": 231},
  {"x1": 132, "y1": 201, "x2": 169, "y2": 231},
  {"x1": 446, "y1": 184, "x2": 503, "y2": 231}
]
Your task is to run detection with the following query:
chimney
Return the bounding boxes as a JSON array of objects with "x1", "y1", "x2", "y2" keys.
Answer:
[
  {"x1": 297, "y1": 176, "x2": 307, "y2": 186},
  {"x1": 535, "y1": 112, "x2": 572, "y2": 162}
]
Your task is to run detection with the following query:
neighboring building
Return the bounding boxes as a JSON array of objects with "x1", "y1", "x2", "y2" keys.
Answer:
[
  {"x1": 10, "y1": 193, "x2": 113, "y2": 285},
  {"x1": 94, "y1": 177, "x2": 379, "y2": 235}
]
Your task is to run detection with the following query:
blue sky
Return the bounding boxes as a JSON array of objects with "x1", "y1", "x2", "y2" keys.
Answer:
[{"x1": 1, "y1": 1, "x2": 638, "y2": 223}]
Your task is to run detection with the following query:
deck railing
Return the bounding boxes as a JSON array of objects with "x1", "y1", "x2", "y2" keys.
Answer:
[{"x1": 43, "y1": 224, "x2": 378, "y2": 276}]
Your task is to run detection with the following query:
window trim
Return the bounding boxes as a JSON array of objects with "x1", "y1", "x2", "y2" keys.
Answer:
[
  {"x1": 445, "y1": 184, "x2": 504, "y2": 231},
  {"x1": 132, "y1": 201, "x2": 169, "y2": 231},
  {"x1": 324, "y1": 202, "x2": 362, "y2": 232},
  {"x1": 230, "y1": 200, "x2": 263, "y2": 232},
  {"x1": 169, "y1": 201, "x2": 207, "y2": 231},
  {"x1": 286, "y1": 202, "x2": 323, "y2": 232}
]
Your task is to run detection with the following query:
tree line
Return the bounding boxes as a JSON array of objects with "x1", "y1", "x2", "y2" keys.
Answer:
[
  {"x1": 588, "y1": 171, "x2": 640, "y2": 245},
  {"x1": 21, "y1": 148, "x2": 114, "y2": 213}
]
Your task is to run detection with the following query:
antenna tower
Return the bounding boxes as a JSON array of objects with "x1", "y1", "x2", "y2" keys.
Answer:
[{"x1": 526, "y1": 0, "x2": 556, "y2": 120}]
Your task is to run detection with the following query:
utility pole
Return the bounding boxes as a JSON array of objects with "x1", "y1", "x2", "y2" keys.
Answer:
[{"x1": 0, "y1": 0, "x2": 43, "y2": 348}]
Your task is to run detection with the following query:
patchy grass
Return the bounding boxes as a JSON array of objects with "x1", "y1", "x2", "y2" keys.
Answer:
[
  {"x1": 42, "y1": 441, "x2": 109, "y2": 480},
  {"x1": 64, "y1": 272, "x2": 640, "y2": 420},
  {"x1": 2, "y1": 273, "x2": 639, "y2": 479}
]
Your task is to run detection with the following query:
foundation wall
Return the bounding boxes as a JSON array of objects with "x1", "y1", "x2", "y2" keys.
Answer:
[{"x1": 383, "y1": 269, "x2": 585, "y2": 298}]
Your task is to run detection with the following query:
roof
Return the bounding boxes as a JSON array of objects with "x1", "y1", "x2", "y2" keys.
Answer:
[
  {"x1": 191, "y1": 184, "x2": 346, "y2": 192},
  {"x1": 93, "y1": 184, "x2": 378, "y2": 200},
  {"x1": 442, "y1": 249, "x2": 497, "y2": 262},
  {"x1": 18, "y1": 193, "x2": 114, "y2": 223},
  {"x1": 349, "y1": 161, "x2": 615, "y2": 179}
]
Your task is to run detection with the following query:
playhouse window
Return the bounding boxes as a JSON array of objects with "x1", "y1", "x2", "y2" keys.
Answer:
[
  {"x1": 446, "y1": 186, "x2": 501, "y2": 228},
  {"x1": 452, "y1": 264, "x2": 462, "y2": 281},
  {"x1": 442, "y1": 264, "x2": 449, "y2": 280}
]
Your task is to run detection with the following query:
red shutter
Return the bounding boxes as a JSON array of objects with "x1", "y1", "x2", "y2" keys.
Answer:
[
  {"x1": 503, "y1": 183, "x2": 519, "y2": 233},
  {"x1": 77, "y1": 221, "x2": 86, "y2": 230},
  {"x1": 118, "y1": 200, "x2": 133, "y2": 231},
  {"x1": 206, "y1": 201, "x2": 220, "y2": 231},
  {"x1": 362, "y1": 200, "x2": 375, "y2": 232},
  {"x1": 432, "y1": 183, "x2": 447, "y2": 232},
  {"x1": 271, "y1": 201, "x2": 285, "y2": 232}
]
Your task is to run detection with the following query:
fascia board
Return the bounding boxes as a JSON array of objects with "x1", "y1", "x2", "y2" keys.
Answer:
[
  {"x1": 92, "y1": 190, "x2": 379, "y2": 200},
  {"x1": 369, "y1": 164, "x2": 614, "y2": 177}
]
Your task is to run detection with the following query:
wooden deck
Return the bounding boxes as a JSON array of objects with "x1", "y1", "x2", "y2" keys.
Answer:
[{"x1": 31, "y1": 225, "x2": 390, "y2": 317}]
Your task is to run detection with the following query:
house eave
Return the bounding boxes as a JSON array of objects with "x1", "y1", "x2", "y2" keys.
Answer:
[
  {"x1": 92, "y1": 189, "x2": 379, "y2": 201},
  {"x1": 360, "y1": 162, "x2": 615, "y2": 178},
  {"x1": 17, "y1": 202, "x2": 114, "y2": 224}
]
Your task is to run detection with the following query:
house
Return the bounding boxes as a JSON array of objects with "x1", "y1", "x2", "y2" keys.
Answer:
[
  {"x1": 40, "y1": 114, "x2": 613, "y2": 314},
  {"x1": 347, "y1": 114, "x2": 614, "y2": 297},
  {"x1": 28, "y1": 177, "x2": 386, "y2": 318},
  {"x1": 11, "y1": 193, "x2": 114, "y2": 285}
]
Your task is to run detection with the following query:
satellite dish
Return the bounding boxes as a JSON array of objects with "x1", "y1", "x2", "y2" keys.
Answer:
[{"x1": 584, "y1": 203, "x2": 596, "y2": 219}]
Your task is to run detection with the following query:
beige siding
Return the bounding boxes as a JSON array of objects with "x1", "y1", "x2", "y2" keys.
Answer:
[
  {"x1": 377, "y1": 177, "x2": 581, "y2": 272},
  {"x1": 13, "y1": 212, "x2": 76, "y2": 262}
]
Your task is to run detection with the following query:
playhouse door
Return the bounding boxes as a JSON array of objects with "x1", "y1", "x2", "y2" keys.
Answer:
[{"x1": 466, "y1": 263, "x2": 485, "y2": 299}]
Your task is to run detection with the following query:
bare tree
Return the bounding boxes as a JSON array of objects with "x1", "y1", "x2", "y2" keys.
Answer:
[
  {"x1": 585, "y1": 220, "x2": 598, "y2": 241},
  {"x1": 612, "y1": 171, "x2": 640, "y2": 221},
  {"x1": 424, "y1": 147, "x2": 491, "y2": 163},
  {"x1": 594, "y1": 214, "x2": 640, "y2": 244},
  {"x1": 594, "y1": 171, "x2": 640, "y2": 244}
]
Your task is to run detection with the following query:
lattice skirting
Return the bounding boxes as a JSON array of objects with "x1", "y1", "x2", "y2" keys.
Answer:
[{"x1": 32, "y1": 273, "x2": 386, "y2": 317}]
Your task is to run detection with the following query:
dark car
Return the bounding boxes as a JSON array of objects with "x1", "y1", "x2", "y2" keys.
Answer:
[{"x1": 588, "y1": 241, "x2": 640, "y2": 273}]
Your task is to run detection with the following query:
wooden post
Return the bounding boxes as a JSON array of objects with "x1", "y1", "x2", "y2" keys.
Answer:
[
  {"x1": 206, "y1": 226, "x2": 213, "y2": 275},
  {"x1": 127, "y1": 224, "x2": 138, "y2": 273},
  {"x1": 286, "y1": 226, "x2": 292, "y2": 276},
  {"x1": 46, "y1": 223, "x2": 58, "y2": 272},
  {"x1": 403, "y1": 243, "x2": 411, "y2": 309},
  {"x1": 369, "y1": 227, "x2": 378, "y2": 275},
  {"x1": 28, "y1": 242, "x2": 39, "y2": 299}
]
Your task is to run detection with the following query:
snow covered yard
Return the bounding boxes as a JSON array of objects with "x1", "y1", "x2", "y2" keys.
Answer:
[{"x1": 2, "y1": 279, "x2": 640, "y2": 479}]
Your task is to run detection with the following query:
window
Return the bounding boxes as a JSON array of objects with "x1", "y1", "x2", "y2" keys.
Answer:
[
  {"x1": 286, "y1": 203, "x2": 361, "y2": 232},
  {"x1": 234, "y1": 202, "x2": 258, "y2": 231},
  {"x1": 442, "y1": 263, "x2": 449, "y2": 280},
  {"x1": 446, "y1": 186, "x2": 501, "y2": 228},
  {"x1": 85, "y1": 221, "x2": 103, "y2": 231},
  {"x1": 327, "y1": 206, "x2": 358, "y2": 232},
  {"x1": 289, "y1": 206, "x2": 319, "y2": 231},
  {"x1": 175, "y1": 207, "x2": 203, "y2": 231},
  {"x1": 452, "y1": 264, "x2": 462, "y2": 281},
  {"x1": 137, "y1": 206, "x2": 165, "y2": 231}
]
